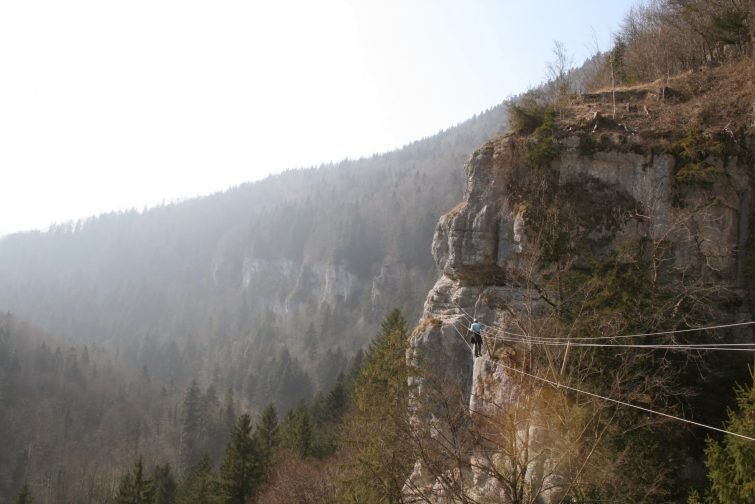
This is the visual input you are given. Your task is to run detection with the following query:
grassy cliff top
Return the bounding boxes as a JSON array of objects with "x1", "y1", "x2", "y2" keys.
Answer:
[
  {"x1": 573, "y1": 58, "x2": 754, "y2": 142},
  {"x1": 504, "y1": 56, "x2": 754, "y2": 165}
]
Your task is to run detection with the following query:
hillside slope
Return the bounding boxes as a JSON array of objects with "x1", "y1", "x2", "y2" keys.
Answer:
[{"x1": 0, "y1": 105, "x2": 506, "y2": 405}]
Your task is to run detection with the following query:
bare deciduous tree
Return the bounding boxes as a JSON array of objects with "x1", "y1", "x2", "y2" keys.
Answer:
[{"x1": 545, "y1": 41, "x2": 574, "y2": 120}]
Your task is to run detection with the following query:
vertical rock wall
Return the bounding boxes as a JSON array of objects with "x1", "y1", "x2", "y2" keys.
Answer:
[{"x1": 406, "y1": 133, "x2": 752, "y2": 502}]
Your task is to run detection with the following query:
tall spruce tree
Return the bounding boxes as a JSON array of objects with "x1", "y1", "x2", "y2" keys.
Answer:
[
  {"x1": 176, "y1": 455, "x2": 215, "y2": 504},
  {"x1": 203, "y1": 386, "x2": 225, "y2": 462},
  {"x1": 114, "y1": 457, "x2": 154, "y2": 504},
  {"x1": 336, "y1": 308, "x2": 414, "y2": 502},
  {"x1": 222, "y1": 390, "x2": 237, "y2": 447},
  {"x1": 151, "y1": 464, "x2": 177, "y2": 504},
  {"x1": 325, "y1": 371, "x2": 348, "y2": 423},
  {"x1": 180, "y1": 380, "x2": 205, "y2": 473},
  {"x1": 255, "y1": 403, "x2": 279, "y2": 469},
  {"x1": 282, "y1": 403, "x2": 314, "y2": 459},
  {"x1": 218, "y1": 414, "x2": 262, "y2": 504}
]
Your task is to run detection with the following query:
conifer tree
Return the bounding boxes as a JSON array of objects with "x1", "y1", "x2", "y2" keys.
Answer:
[
  {"x1": 176, "y1": 455, "x2": 215, "y2": 504},
  {"x1": 180, "y1": 380, "x2": 205, "y2": 473},
  {"x1": 14, "y1": 484, "x2": 33, "y2": 504},
  {"x1": 218, "y1": 414, "x2": 262, "y2": 504},
  {"x1": 325, "y1": 371, "x2": 348, "y2": 423},
  {"x1": 346, "y1": 349, "x2": 364, "y2": 390},
  {"x1": 696, "y1": 368, "x2": 755, "y2": 503},
  {"x1": 337, "y1": 308, "x2": 414, "y2": 502},
  {"x1": 203, "y1": 386, "x2": 224, "y2": 461},
  {"x1": 309, "y1": 374, "x2": 348, "y2": 458},
  {"x1": 114, "y1": 457, "x2": 154, "y2": 504},
  {"x1": 151, "y1": 464, "x2": 177, "y2": 504},
  {"x1": 281, "y1": 402, "x2": 314, "y2": 458},
  {"x1": 255, "y1": 403, "x2": 279, "y2": 468},
  {"x1": 222, "y1": 389, "x2": 237, "y2": 439}
]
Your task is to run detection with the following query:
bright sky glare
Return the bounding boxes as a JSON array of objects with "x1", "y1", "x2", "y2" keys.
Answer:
[{"x1": 0, "y1": 0, "x2": 636, "y2": 235}]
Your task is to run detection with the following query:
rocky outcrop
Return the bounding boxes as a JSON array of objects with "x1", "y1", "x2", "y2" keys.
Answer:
[
  {"x1": 406, "y1": 131, "x2": 753, "y2": 502},
  {"x1": 242, "y1": 258, "x2": 359, "y2": 308}
]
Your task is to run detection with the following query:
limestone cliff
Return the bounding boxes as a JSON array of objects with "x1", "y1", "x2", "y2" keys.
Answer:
[{"x1": 406, "y1": 68, "x2": 754, "y2": 502}]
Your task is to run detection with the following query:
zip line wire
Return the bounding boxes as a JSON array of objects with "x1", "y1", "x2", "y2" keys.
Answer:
[
  {"x1": 470, "y1": 323, "x2": 755, "y2": 352},
  {"x1": 451, "y1": 301, "x2": 755, "y2": 350},
  {"x1": 484, "y1": 334, "x2": 755, "y2": 352},
  {"x1": 445, "y1": 320, "x2": 755, "y2": 442},
  {"x1": 454, "y1": 308, "x2": 755, "y2": 352}
]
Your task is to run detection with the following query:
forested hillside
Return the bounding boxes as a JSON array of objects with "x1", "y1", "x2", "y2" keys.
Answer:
[
  {"x1": 0, "y1": 311, "x2": 350, "y2": 503},
  {"x1": 0, "y1": 105, "x2": 505, "y2": 405},
  {"x1": 0, "y1": 314, "x2": 206, "y2": 502}
]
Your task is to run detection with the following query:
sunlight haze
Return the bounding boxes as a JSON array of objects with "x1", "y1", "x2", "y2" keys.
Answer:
[{"x1": 0, "y1": 0, "x2": 634, "y2": 235}]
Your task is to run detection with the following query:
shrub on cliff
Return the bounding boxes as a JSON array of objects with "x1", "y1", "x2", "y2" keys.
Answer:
[{"x1": 507, "y1": 89, "x2": 552, "y2": 134}]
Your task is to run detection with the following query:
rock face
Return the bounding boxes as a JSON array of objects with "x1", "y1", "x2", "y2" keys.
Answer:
[
  {"x1": 406, "y1": 133, "x2": 752, "y2": 502},
  {"x1": 240, "y1": 257, "x2": 360, "y2": 313}
]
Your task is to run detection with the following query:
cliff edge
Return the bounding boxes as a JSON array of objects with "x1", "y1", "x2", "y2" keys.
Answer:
[{"x1": 406, "y1": 60, "x2": 755, "y2": 502}]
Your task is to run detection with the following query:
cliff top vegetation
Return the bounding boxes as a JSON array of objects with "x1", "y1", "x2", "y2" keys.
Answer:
[{"x1": 508, "y1": 0, "x2": 754, "y2": 154}]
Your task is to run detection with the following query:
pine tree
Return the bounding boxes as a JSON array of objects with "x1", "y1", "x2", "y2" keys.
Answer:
[
  {"x1": 176, "y1": 455, "x2": 215, "y2": 504},
  {"x1": 272, "y1": 348, "x2": 314, "y2": 412},
  {"x1": 255, "y1": 403, "x2": 279, "y2": 468},
  {"x1": 697, "y1": 368, "x2": 755, "y2": 503},
  {"x1": 14, "y1": 484, "x2": 33, "y2": 504},
  {"x1": 336, "y1": 308, "x2": 414, "y2": 502},
  {"x1": 180, "y1": 380, "x2": 205, "y2": 473},
  {"x1": 223, "y1": 389, "x2": 237, "y2": 435},
  {"x1": 308, "y1": 372, "x2": 348, "y2": 458},
  {"x1": 346, "y1": 349, "x2": 364, "y2": 390},
  {"x1": 114, "y1": 457, "x2": 154, "y2": 504},
  {"x1": 203, "y1": 386, "x2": 224, "y2": 461},
  {"x1": 152, "y1": 464, "x2": 177, "y2": 504},
  {"x1": 218, "y1": 414, "x2": 262, "y2": 504},
  {"x1": 325, "y1": 371, "x2": 348, "y2": 423},
  {"x1": 282, "y1": 403, "x2": 314, "y2": 458}
]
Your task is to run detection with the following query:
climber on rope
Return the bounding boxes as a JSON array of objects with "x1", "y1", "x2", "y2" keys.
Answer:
[{"x1": 468, "y1": 318, "x2": 483, "y2": 357}]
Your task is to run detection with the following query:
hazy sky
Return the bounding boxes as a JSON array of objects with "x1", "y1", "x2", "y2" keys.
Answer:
[{"x1": 0, "y1": 0, "x2": 636, "y2": 235}]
